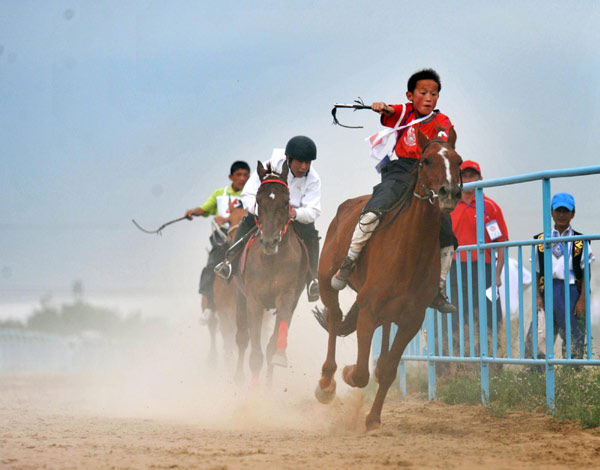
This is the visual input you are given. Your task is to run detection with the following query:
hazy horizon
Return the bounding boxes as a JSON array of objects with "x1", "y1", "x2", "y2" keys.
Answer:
[{"x1": 2, "y1": 1, "x2": 600, "y2": 318}]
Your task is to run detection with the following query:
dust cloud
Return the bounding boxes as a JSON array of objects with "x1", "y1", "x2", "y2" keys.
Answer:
[{"x1": 21, "y1": 291, "x2": 367, "y2": 435}]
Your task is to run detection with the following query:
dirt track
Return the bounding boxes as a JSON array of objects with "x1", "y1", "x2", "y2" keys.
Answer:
[{"x1": 1, "y1": 374, "x2": 599, "y2": 470}]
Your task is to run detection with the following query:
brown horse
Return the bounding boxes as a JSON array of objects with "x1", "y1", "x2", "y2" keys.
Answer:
[
  {"x1": 235, "y1": 161, "x2": 309, "y2": 384},
  {"x1": 314, "y1": 128, "x2": 462, "y2": 430},
  {"x1": 204, "y1": 201, "x2": 247, "y2": 365}
]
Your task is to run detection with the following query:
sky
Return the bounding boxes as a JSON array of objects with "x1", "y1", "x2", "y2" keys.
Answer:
[{"x1": 2, "y1": 0, "x2": 600, "y2": 319}]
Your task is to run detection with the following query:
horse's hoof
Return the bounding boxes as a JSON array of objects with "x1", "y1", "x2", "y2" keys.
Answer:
[
  {"x1": 342, "y1": 365, "x2": 356, "y2": 387},
  {"x1": 366, "y1": 416, "x2": 381, "y2": 432},
  {"x1": 314, "y1": 380, "x2": 336, "y2": 404},
  {"x1": 271, "y1": 349, "x2": 288, "y2": 368},
  {"x1": 251, "y1": 376, "x2": 260, "y2": 389}
]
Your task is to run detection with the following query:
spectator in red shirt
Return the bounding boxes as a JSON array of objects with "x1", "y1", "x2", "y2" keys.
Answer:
[{"x1": 449, "y1": 160, "x2": 508, "y2": 327}]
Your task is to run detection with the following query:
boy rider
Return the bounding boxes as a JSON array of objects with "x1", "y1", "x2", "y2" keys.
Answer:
[
  {"x1": 214, "y1": 136, "x2": 321, "y2": 302},
  {"x1": 331, "y1": 68, "x2": 458, "y2": 314},
  {"x1": 185, "y1": 161, "x2": 250, "y2": 323}
]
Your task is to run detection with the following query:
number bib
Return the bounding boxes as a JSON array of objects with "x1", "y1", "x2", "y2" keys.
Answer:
[{"x1": 485, "y1": 219, "x2": 502, "y2": 241}]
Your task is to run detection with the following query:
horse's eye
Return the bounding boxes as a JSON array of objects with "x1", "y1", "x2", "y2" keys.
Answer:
[{"x1": 422, "y1": 158, "x2": 430, "y2": 166}]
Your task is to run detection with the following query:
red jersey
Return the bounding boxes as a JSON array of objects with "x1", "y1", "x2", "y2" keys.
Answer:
[
  {"x1": 451, "y1": 195, "x2": 509, "y2": 263},
  {"x1": 381, "y1": 103, "x2": 453, "y2": 160}
]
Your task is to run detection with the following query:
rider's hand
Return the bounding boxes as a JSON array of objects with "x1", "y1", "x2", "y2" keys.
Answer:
[
  {"x1": 290, "y1": 208, "x2": 297, "y2": 220},
  {"x1": 214, "y1": 216, "x2": 228, "y2": 226},
  {"x1": 574, "y1": 299, "x2": 586, "y2": 318},
  {"x1": 371, "y1": 102, "x2": 394, "y2": 116},
  {"x1": 185, "y1": 210, "x2": 194, "y2": 220},
  {"x1": 536, "y1": 293, "x2": 544, "y2": 312}
]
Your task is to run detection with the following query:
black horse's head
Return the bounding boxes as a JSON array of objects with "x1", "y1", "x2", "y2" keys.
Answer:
[
  {"x1": 255, "y1": 161, "x2": 291, "y2": 255},
  {"x1": 415, "y1": 127, "x2": 463, "y2": 213}
]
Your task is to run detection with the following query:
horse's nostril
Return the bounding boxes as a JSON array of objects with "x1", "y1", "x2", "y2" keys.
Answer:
[{"x1": 439, "y1": 186, "x2": 448, "y2": 197}]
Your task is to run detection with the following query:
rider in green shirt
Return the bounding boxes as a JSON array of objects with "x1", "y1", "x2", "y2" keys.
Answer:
[{"x1": 185, "y1": 161, "x2": 250, "y2": 324}]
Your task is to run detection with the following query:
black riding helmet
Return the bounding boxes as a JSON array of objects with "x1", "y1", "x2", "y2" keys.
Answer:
[{"x1": 285, "y1": 135, "x2": 317, "y2": 161}]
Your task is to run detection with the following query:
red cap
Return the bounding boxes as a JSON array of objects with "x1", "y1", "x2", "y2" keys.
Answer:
[{"x1": 460, "y1": 160, "x2": 481, "y2": 175}]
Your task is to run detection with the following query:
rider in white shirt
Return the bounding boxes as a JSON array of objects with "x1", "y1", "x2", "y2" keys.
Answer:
[{"x1": 215, "y1": 136, "x2": 322, "y2": 302}]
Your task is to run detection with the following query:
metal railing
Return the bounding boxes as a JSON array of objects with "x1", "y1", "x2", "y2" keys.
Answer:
[{"x1": 373, "y1": 165, "x2": 600, "y2": 408}]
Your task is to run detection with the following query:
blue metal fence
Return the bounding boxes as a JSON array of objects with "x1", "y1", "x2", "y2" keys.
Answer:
[{"x1": 373, "y1": 165, "x2": 600, "y2": 408}]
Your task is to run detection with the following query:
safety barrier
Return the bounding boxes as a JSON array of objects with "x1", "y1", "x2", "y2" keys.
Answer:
[{"x1": 372, "y1": 165, "x2": 600, "y2": 408}]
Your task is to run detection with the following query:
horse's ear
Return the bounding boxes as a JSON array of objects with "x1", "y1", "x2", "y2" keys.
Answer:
[
  {"x1": 228, "y1": 199, "x2": 234, "y2": 210},
  {"x1": 446, "y1": 126, "x2": 457, "y2": 148},
  {"x1": 280, "y1": 160, "x2": 289, "y2": 182},
  {"x1": 257, "y1": 161, "x2": 267, "y2": 181},
  {"x1": 417, "y1": 128, "x2": 430, "y2": 150}
]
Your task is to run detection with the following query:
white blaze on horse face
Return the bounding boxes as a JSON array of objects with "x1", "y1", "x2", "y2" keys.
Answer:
[
  {"x1": 438, "y1": 147, "x2": 451, "y2": 185},
  {"x1": 269, "y1": 192, "x2": 275, "y2": 200}
]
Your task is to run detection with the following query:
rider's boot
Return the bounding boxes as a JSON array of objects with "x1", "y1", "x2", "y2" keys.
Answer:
[
  {"x1": 307, "y1": 279, "x2": 320, "y2": 302},
  {"x1": 214, "y1": 230, "x2": 253, "y2": 281},
  {"x1": 429, "y1": 246, "x2": 458, "y2": 314},
  {"x1": 331, "y1": 212, "x2": 380, "y2": 290},
  {"x1": 199, "y1": 293, "x2": 217, "y2": 325},
  {"x1": 199, "y1": 307, "x2": 217, "y2": 325},
  {"x1": 215, "y1": 214, "x2": 257, "y2": 281}
]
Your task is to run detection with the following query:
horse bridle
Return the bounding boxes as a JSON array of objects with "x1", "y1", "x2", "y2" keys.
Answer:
[
  {"x1": 413, "y1": 140, "x2": 463, "y2": 204},
  {"x1": 254, "y1": 178, "x2": 293, "y2": 240}
]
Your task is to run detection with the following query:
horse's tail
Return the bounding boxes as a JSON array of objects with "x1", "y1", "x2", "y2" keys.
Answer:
[{"x1": 312, "y1": 302, "x2": 359, "y2": 337}]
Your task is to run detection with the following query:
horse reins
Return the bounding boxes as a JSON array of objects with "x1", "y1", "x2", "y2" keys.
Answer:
[{"x1": 413, "y1": 139, "x2": 463, "y2": 204}]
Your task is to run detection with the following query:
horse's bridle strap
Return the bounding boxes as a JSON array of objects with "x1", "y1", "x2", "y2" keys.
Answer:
[{"x1": 260, "y1": 178, "x2": 288, "y2": 188}]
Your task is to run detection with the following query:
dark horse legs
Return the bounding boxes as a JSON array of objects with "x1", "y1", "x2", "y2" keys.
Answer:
[
  {"x1": 366, "y1": 308, "x2": 425, "y2": 430},
  {"x1": 234, "y1": 290, "x2": 249, "y2": 384}
]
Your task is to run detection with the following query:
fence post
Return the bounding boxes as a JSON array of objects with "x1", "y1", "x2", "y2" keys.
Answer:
[
  {"x1": 542, "y1": 178, "x2": 555, "y2": 409},
  {"x1": 475, "y1": 188, "x2": 490, "y2": 404},
  {"x1": 426, "y1": 308, "x2": 437, "y2": 400}
]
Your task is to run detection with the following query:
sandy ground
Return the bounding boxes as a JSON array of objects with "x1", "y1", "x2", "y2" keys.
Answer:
[{"x1": 1, "y1": 372, "x2": 599, "y2": 470}]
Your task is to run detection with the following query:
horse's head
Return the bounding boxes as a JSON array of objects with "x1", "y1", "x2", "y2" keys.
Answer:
[
  {"x1": 255, "y1": 160, "x2": 291, "y2": 255},
  {"x1": 415, "y1": 126, "x2": 463, "y2": 212}
]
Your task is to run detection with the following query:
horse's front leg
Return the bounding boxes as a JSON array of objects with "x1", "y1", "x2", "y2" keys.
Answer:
[
  {"x1": 234, "y1": 291, "x2": 248, "y2": 385},
  {"x1": 342, "y1": 302, "x2": 376, "y2": 388},
  {"x1": 315, "y1": 301, "x2": 343, "y2": 404},
  {"x1": 206, "y1": 307, "x2": 219, "y2": 368},
  {"x1": 247, "y1": 296, "x2": 265, "y2": 385},
  {"x1": 268, "y1": 290, "x2": 297, "y2": 369},
  {"x1": 374, "y1": 320, "x2": 391, "y2": 383},
  {"x1": 366, "y1": 305, "x2": 425, "y2": 431}
]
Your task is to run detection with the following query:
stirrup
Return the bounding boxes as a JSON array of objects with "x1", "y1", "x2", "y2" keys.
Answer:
[
  {"x1": 430, "y1": 289, "x2": 458, "y2": 314},
  {"x1": 214, "y1": 260, "x2": 232, "y2": 280},
  {"x1": 331, "y1": 257, "x2": 356, "y2": 291},
  {"x1": 307, "y1": 279, "x2": 320, "y2": 302}
]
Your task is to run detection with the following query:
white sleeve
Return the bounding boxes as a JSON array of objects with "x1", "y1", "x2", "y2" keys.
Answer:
[
  {"x1": 240, "y1": 170, "x2": 261, "y2": 215},
  {"x1": 294, "y1": 176, "x2": 321, "y2": 224}
]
